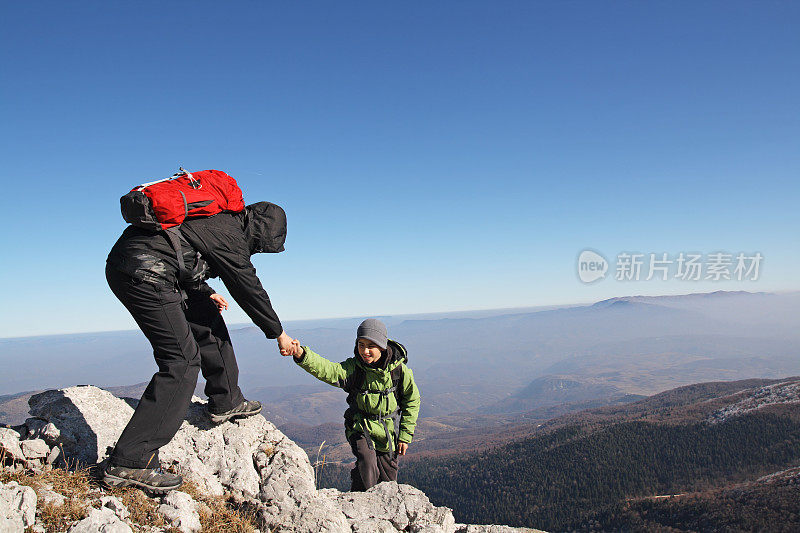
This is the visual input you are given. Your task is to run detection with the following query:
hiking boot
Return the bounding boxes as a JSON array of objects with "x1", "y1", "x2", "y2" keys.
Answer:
[
  {"x1": 103, "y1": 465, "x2": 182, "y2": 494},
  {"x1": 207, "y1": 399, "x2": 262, "y2": 424}
]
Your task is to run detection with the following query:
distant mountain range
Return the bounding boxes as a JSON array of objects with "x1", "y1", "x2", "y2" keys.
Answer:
[
  {"x1": 2, "y1": 290, "x2": 798, "y2": 446},
  {"x1": 479, "y1": 376, "x2": 631, "y2": 414}
]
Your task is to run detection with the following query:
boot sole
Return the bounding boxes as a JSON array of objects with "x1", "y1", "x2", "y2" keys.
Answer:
[
  {"x1": 103, "y1": 472, "x2": 182, "y2": 494},
  {"x1": 208, "y1": 405, "x2": 262, "y2": 424}
]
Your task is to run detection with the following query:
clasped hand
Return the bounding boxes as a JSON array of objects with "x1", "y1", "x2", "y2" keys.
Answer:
[{"x1": 277, "y1": 331, "x2": 302, "y2": 357}]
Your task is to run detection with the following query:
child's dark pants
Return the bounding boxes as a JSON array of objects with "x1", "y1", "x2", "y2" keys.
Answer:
[
  {"x1": 349, "y1": 434, "x2": 398, "y2": 491},
  {"x1": 106, "y1": 265, "x2": 244, "y2": 469}
]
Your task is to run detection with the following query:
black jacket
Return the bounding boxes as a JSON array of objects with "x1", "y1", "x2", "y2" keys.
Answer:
[
  {"x1": 180, "y1": 212, "x2": 283, "y2": 338},
  {"x1": 107, "y1": 208, "x2": 284, "y2": 338},
  {"x1": 107, "y1": 226, "x2": 211, "y2": 293}
]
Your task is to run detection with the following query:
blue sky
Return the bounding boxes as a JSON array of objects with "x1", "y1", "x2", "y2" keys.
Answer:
[{"x1": 1, "y1": 1, "x2": 798, "y2": 337}]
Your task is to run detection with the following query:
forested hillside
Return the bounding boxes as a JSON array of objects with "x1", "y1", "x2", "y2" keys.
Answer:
[
  {"x1": 587, "y1": 466, "x2": 800, "y2": 532},
  {"x1": 319, "y1": 378, "x2": 800, "y2": 532},
  {"x1": 404, "y1": 410, "x2": 800, "y2": 530}
]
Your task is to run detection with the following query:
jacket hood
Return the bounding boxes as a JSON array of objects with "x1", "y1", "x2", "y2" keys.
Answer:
[
  {"x1": 243, "y1": 202, "x2": 287, "y2": 255},
  {"x1": 353, "y1": 339, "x2": 407, "y2": 372}
]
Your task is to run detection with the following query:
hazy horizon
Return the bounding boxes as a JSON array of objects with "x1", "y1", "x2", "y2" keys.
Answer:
[
  {"x1": 3, "y1": 288, "x2": 798, "y2": 340},
  {"x1": 2, "y1": 290, "x2": 798, "y2": 402}
]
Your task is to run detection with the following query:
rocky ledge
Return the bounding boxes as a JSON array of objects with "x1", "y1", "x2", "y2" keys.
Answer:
[{"x1": 0, "y1": 385, "x2": 543, "y2": 532}]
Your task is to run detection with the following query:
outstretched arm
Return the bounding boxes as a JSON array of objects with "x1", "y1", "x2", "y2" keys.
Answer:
[
  {"x1": 208, "y1": 249, "x2": 284, "y2": 337},
  {"x1": 179, "y1": 214, "x2": 284, "y2": 338},
  {"x1": 291, "y1": 346, "x2": 355, "y2": 389}
]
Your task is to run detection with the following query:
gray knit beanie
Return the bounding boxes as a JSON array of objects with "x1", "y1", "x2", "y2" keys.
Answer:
[{"x1": 356, "y1": 319, "x2": 388, "y2": 350}]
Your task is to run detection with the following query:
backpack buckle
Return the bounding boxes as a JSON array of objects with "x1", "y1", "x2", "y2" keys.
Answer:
[{"x1": 179, "y1": 167, "x2": 203, "y2": 190}]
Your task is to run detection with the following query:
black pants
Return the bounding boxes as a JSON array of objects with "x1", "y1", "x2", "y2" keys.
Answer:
[
  {"x1": 349, "y1": 434, "x2": 398, "y2": 491},
  {"x1": 106, "y1": 266, "x2": 244, "y2": 468}
]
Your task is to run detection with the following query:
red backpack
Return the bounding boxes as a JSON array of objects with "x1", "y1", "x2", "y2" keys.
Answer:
[{"x1": 120, "y1": 168, "x2": 245, "y2": 231}]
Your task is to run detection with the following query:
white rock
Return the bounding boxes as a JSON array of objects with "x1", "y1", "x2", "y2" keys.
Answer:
[
  {"x1": 261, "y1": 497, "x2": 350, "y2": 533},
  {"x1": 159, "y1": 399, "x2": 268, "y2": 498},
  {"x1": 24, "y1": 418, "x2": 61, "y2": 445},
  {"x1": 334, "y1": 482, "x2": 455, "y2": 533},
  {"x1": 0, "y1": 428, "x2": 26, "y2": 463},
  {"x1": 0, "y1": 481, "x2": 37, "y2": 531},
  {"x1": 67, "y1": 507, "x2": 132, "y2": 533},
  {"x1": 46, "y1": 446, "x2": 62, "y2": 466},
  {"x1": 352, "y1": 517, "x2": 398, "y2": 532},
  {"x1": 251, "y1": 419, "x2": 350, "y2": 532},
  {"x1": 20, "y1": 439, "x2": 50, "y2": 460},
  {"x1": 38, "y1": 484, "x2": 66, "y2": 507},
  {"x1": 100, "y1": 495, "x2": 130, "y2": 520},
  {"x1": 28, "y1": 386, "x2": 134, "y2": 465},
  {"x1": 158, "y1": 490, "x2": 201, "y2": 533},
  {"x1": 26, "y1": 386, "x2": 536, "y2": 533}
]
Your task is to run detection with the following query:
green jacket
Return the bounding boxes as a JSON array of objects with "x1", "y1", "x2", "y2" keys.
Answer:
[{"x1": 295, "y1": 343, "x2": 421, "y2": 453}]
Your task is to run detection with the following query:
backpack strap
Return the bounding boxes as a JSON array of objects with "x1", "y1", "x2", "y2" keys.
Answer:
[
  {"x1": 162, "y1": 185, "x2": 190, "y2": 286},
  {"x1": 163, "y1": 227, "x2": 188, "y2": 303},
  {"x1": 343, "y1": 364, "x2": 366, "y2": 429},
  {"x1": 135, "y1": 167, "x2": 191, "y2": 191},
  {"x1": 391, "y1": 363, "x2": 404, "y2": 407},
  {"x1": 360, "y1": 408, "x2": 401, "y2": 455}
]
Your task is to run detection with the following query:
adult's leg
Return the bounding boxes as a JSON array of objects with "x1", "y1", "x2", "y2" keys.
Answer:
[
  {"x1": 348, "y1": 433, "x2": 380, "y2": 491},
  {"x1": 183, "y1": 291, "x2": 244, "y2": 414},
  {"x1": 106, "y1": 266, "x2": 201, "y2": 468}
]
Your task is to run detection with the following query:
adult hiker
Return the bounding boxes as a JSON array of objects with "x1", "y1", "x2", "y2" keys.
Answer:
[{"x1": 104, "y1": 170, "x2": 293, "y2": 493}]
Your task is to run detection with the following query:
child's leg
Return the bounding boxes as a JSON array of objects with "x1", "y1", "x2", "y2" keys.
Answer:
[
  {"x1": 348, "y1": 434, "x2": 380, "y2": 491},
  {"x1": 376, "y1": 451, "x2": 398, "y2": 482},
  {"x1": 350, "y1": 465, "x2": 366, "y2": 492}
]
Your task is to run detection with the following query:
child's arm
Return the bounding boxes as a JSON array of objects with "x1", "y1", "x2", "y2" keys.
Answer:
[
  {"x1": 398, "y1": 365, "x2": 421, "y2": 453},
  {"x1": 290, "y1": 346, "x2": 355, "y2": 389}
]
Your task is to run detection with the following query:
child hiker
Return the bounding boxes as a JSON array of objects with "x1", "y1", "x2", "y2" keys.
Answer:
[{"x1": 283, "y1": 319, "x2": 420, "y2": 491}]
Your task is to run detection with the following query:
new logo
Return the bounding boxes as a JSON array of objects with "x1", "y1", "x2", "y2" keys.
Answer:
[{"x1": 577, "y1": 250, "x2": 608, "y2": 283}]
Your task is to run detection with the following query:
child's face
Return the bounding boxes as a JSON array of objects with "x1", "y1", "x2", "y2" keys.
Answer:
[{"x1": 357, "y1": 338, "x2": 383, "y2": 365}]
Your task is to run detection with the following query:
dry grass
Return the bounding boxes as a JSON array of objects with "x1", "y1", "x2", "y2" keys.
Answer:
[
  {"x1": 38, "y1": 499, "x2": 90, "y2": 533},
  {"x1": 179, "y1": 478, "x2": 204, "y2": 500},
  {"x1": 0, "y1": 465, "x2": 93, "y2": 532},
  {"x1": 1, "y1": 464, "x2": 262, "y2": 533},
  {"x1": 181, "y1": 479, "x2": 260, "y2": 533},
  {"x1": 108, "y1": 485, "x2": 167, "y2": 528},
  {"x1": 107, "y1": 476, "x2": 260, "y2": 532},
  {"x1": 197, "y1": 494, "x2": 260, "y2": 533},
  {"x1": 0, "y1": 465, "x2": 92, "y2": 499},
  {"x1": 199, "y1": 496, "x2": 258, "y2": 533}
]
